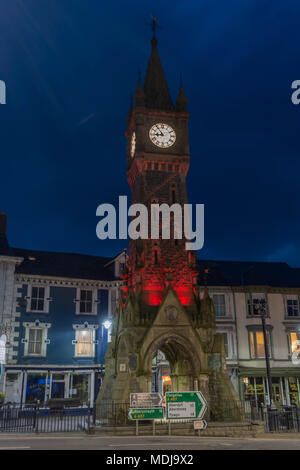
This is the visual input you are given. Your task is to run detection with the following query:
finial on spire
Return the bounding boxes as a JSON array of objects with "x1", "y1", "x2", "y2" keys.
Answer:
[{"x1": 148, "y1": 14, "x2": 161, "y2": 39}]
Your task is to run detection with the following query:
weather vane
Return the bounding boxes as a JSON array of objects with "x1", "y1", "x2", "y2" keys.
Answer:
[{"x1": 147, "y1": 15, "x2": 162, "y2": 38}]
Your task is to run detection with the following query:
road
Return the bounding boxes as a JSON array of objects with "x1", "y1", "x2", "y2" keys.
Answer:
[{"x1": 0, "y1": 434, "x2": 299, "y2": 450}]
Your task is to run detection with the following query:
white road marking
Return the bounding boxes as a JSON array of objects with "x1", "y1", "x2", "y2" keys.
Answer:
[{"x1": 0, "y1": 446, "x2": 31, "y2": 450}]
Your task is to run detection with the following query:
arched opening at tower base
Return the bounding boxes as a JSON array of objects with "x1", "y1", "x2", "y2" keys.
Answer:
[
  {"x1": 152, "y1": 348, "x2": 196, "y2": 395},
  {"x1": 146, "y1": 333, "x2": 200, "y2": 394}
]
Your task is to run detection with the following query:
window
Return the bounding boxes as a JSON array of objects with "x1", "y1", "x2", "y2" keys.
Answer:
[
  {"x1": 26, "y1": 285, "x2": 50, "y2": 313},
  {"x1": 247, "y1": 293, "x2": 267, "y2": 317},
  {"x1": 213, "y1": 294, "x2": 226, "y2": 317},
  {"x1": 22, "y1": 321, "x2": 51, "y2": 357},
  {"x1": 70, "y1": 373, "x2": 90, "y2": 404},
  {"x1": 243, "y1": 376, "x2": 266, "y2": 406},
  {"x1": 221, "y1": 332, "x2": 229, "y2": 358},
  {"x1": 74, "y1": 329, "x2": 95, "y2": 357},
  {"x1": 28, "y1": 328, "x2": 43, "y2": 354},
  {"x1": 80, "y1": 290, "x2": 93, "y2": 313},
  {"x1": 30, "y1": 287, "x2": 45, "y2": 311},
  {"x1": 217, "y1": 330, "x2": 236, "y2": 359},
  {"x1": 75, "y1": 288, "x2": 98, "y2": 315},
  {"x1": 288, "y1": 332, "x2": 300, "y2": 355},
  {"x1": 249, "y1": 330, "x2": 272, "y2": 358},
  {"x1": 286, "y1": 296, "x2": 300, "y2": 317}
]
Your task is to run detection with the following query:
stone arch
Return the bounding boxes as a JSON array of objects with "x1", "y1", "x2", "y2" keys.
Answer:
[{"x1": 141, "y1": 330, "x2": 202, "y2": 391}]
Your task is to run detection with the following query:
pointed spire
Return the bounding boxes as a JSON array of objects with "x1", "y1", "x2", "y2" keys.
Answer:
[
  {"x1": 134, "y1": 70, "x2": 145, "y2": 107},
  {"x1": 143, "y1": 37, "x2": 174, "y2": 111},
  {"x1": 176, "y1": 73, "x2": 188, "y2": 112}
]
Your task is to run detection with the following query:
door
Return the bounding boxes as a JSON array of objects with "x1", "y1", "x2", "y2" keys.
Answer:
[{"x1": 272, "y1": 384, "x2": 282, "y2": 406}]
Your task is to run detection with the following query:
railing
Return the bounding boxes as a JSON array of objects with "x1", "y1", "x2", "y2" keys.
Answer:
[
  {"x1": 0, "y1": 403, "x2": 90, "y2": 433},
  {"x1": 93, "y1": 402, "x2": 131, "y2": 427},
  {"x1": 265, "y1": 406, "x2": 300, "y2": 432},
  {"x1": 0, "y1": 403, "x2": 37, "y2": 433},
  {"x1": 241, "y1": 400, "x2": 300, "y2": 432},
  {"x1": 2, "y1": 401, "x2": 300, "y2": 433}
]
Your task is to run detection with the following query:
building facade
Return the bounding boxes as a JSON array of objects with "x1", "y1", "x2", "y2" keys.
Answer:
[
  {"x1": 151, "y1": 260, "x2": 300, "y2": 407},
  {"x1": 0, "y1": 211, "x2": 126, "y2": 405}
]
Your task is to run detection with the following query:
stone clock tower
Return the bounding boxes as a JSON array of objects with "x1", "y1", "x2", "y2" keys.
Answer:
[{"x1": 96, "y1": 33, "x2": 243, "y2": 422}]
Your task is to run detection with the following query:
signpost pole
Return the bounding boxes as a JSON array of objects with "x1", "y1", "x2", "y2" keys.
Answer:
[
  {"x1": 168, "y1": 421, "x2": 171, "y2": 436},
  {"x1": 153, "y1": 419, "x2": 155, "y2": 436},
  {"x1": 136, "y1": 420, "x2": 139, "y2": 436}
]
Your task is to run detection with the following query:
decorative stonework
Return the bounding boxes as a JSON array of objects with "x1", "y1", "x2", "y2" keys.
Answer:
[
  {"x1": 165, "y1": 305, "x2": 178, "y2": 321},
  {"x1": 15, "y1": 275, "x2": 121, "y2": 289}
]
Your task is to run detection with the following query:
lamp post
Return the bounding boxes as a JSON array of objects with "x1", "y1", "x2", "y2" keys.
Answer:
[{"x1": 100, "y1": 320, "x2": 112, "y2": 376}]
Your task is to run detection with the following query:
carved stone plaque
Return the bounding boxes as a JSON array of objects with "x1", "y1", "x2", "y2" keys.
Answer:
[{"x1": 165, "y1": 306, "x2": 178, "y2": 321}]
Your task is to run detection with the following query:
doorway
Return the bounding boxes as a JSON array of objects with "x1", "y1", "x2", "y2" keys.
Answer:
[{"x1": 51, "y1": 373, "x2": 65, "y2": 398}]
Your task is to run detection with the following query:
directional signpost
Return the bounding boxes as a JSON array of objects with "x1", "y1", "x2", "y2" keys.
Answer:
[
  {"x1": 130, "y1": 392, "x2": 163, "y2": 408},
  {"x1": 129, "y1": 393, "x2": 164, "y2": 436},
  {"x1": 166, "y1": 391, "x2": 207, "y2": 420},
  {"x1": 128, "y1": 408, "x2": 164, "y2": 420},
  {"x1": 194, "y1": 419, "x2": 207, "y2": 430}
]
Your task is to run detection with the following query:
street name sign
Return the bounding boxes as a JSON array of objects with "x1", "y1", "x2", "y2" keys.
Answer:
[
  {"x1": 166, "y1": 391, "x2": 207, "y2": 420},
  {"x1": 130, "y1": 392, "x2": 163, "y2": 408},
  {"x1": 128, "y1": 407, "x2": 164, "y2": 420}
]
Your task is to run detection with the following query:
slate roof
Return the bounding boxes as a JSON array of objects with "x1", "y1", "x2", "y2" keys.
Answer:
[
  {"x1": 143, "y1": 37, "x2": 175, "y2": 111},
  {"x1": 197, "y1": 259, "x2": 300, "y2": 288},
  {"x1": 4, "y1": 246, "x2": 116, "y2": 281}
]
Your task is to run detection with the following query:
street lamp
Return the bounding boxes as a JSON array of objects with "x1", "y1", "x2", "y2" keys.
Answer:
[
  {"x1": 256, "y1": 300, "x2": 276, "y2": 411},
  {"x1": 100, "y1": 320, "x2": 112, "y2": 374}
]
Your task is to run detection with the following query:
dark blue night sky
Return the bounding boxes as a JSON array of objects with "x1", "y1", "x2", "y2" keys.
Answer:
[{"x1": 0, "y1": 0, "x2": 300, "y2": 266}]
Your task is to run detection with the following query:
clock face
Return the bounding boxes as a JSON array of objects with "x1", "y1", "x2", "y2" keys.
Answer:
[
  {"x1": 149, "y1": 123, "x2": 176, "y2": 148},
  {"x1": 130, "y1": 132, "x2": 136, "y2": 158}
]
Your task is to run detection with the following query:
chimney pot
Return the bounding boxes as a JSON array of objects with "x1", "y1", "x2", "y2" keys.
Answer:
[{"x1": 0, "y1": 212, "x2": 7, "y2": 236}]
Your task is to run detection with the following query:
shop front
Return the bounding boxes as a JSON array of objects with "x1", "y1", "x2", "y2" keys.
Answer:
[
  {"x1": 4, "y1": 367, "x2": 100, "y2": 406},
  {"x1": 240, "y1": 372, "x2": 300, "y2": 407}
]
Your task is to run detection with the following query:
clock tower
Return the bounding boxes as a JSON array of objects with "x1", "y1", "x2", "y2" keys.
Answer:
[
  {"x1": 96, "y1": 32, "x2": 244, "y2": 423},
  {"x1": 125, "y1": 36, "x2": 198, "y2": 307}
]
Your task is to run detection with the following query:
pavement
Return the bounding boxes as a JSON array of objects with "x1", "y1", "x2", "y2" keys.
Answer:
[{"x1": 0, "y1": 433, "x2": 299, "y2": 450}]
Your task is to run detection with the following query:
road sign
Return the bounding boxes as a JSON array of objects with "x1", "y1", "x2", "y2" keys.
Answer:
[
  {"x1": 166, "y1": 391, "x2": 207, "y2": 420},
  {"x1": 130, "y1": 392, "x2": 163, "y2": 408},
  {"x1": 128, "y1": 407, "x2": 164, "y2": 420},
  {"x1": 194, "y1": 419, "x2": 207, "y2": 430}
]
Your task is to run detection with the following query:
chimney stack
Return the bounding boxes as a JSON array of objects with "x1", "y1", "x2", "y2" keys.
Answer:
[{"x1": 0, "y1": 211, "x2": 7, "y2": 237}]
